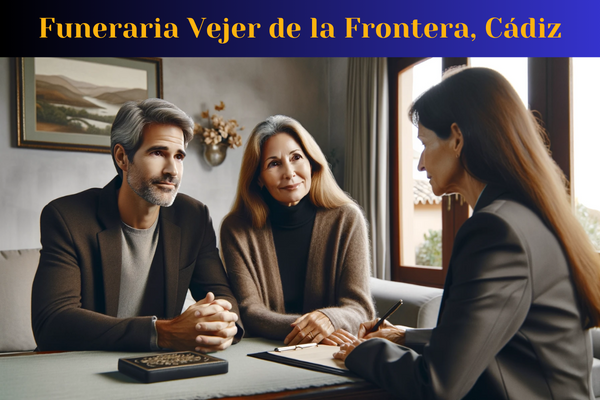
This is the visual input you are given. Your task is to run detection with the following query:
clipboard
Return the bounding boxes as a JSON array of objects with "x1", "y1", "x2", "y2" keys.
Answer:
[{"x1": 248, "y1": 343, "x2": 354, "y2": 376}]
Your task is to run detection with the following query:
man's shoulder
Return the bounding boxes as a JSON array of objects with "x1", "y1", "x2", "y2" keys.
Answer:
[
  {"x1": 44, "y1": 177, "x2": 121, "y2": 214},
  {"x1": 172, "y1": 192, "x2": 205, "y2": 208},
  {"x1": 169, "y1": 193, "x2": 208, "y2": 214},
  {"x1": 44, "y1": 186, "x2": 103, "y2": 214},
  {"x1": 163, "y1": 193, "x2": 212, "y2": 227},
  {"x1": 40, "y1": 186, "x2": 109, "y2": 239},
  {"x1": 41, "y1": 177, "x2": 123, "y2": 229}
]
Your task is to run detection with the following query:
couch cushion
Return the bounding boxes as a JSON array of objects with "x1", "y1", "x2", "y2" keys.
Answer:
[
  {"x1": 0, "y1": 249, "x2": 40, "y2": 351},
  {"x1": 591, "y1": 328, "x2": 600, "y2": 359},
  {"x1": 369, "y1": 277, "x2": 443, "y2": 328},
  {"x1": 593, "y1": 357, "x2": 600, "y2": 399},
  {"x1": 591, "y1": 329, "x2": 600, "y2": 399}
]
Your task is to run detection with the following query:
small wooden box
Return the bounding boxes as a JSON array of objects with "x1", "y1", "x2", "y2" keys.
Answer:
[{"x1": 118, "y1": 351, "x2": 228, "y2": 383}]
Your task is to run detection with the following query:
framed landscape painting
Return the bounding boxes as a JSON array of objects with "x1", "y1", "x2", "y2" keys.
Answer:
[{"x1": 16, "y1": 57, "x2": 162, "y2": 153}]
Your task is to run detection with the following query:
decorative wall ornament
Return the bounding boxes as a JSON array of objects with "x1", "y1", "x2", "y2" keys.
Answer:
[
  {"x1": 194, "y1": 101, "x2": 243, "y2": 166},
  {"x1": 203, "y1": 142, "x2": 229, "y2": 167}
]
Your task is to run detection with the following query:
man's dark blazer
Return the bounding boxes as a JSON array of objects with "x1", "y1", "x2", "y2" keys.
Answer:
[
  {"x1": 346, "y1": 185, "x2": 593, "y2": 399},
  {"x1": 32, "y1": 176, "x2": 243, "y2": 351}
]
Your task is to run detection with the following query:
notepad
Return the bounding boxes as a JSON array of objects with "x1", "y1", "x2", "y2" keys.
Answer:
[{"x1": 248, "y1": 344, "x2": 352, "y2": 376}]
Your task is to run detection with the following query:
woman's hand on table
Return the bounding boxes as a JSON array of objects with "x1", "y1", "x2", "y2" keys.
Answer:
[
  {"x1": 320, "y1": 329, "x2": 357, "y2": 345},
  {"x1": 284, "y1": 311, "x2": 334, "y2": 346}
]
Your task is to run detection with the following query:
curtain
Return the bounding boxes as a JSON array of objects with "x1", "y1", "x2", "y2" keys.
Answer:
[{"x1": 344, "y1": 58, "x2": 390, "y2": 280}]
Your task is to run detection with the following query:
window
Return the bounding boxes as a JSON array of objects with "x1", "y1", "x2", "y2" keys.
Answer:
[
  {"x1": 396, "y1": 58, "x2": 442, "y2": 268},
  {"x1": 389, "y1": 57, "x2": 583, "y2": 287},
  {"x1": 572, "y1": 58, "x2": 600, "y2": 251},
  {"x1": 390, "y1": 58, "x2": 471, "y2": 288}
]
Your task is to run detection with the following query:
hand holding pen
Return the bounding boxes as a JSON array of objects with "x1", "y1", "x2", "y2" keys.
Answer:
[
  {"x1": 357, "y1": 299, "x2": 407, "y2": 345},
  {"x1": 370, "y1": 299, "x2": 403, "y2": 333}
]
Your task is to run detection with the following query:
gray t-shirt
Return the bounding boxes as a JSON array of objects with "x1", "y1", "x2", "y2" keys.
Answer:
[{"x1": 117, "y1": 218, "x2": 159, "y2": 318}]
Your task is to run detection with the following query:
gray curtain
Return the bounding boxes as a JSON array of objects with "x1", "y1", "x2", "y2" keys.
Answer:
[{"x1": 344, "y1": 58, "x2": 390, "y2": 280}]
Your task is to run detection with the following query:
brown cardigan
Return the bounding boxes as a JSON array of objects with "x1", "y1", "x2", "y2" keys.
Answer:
[{"x1": 220, "y1": 203, "x2": 375, "y2": 340}]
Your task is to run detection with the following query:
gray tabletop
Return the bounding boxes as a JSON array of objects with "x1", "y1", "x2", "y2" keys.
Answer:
[{"x1": 0, "y1": 338, "x2": 361, "y2": 400}]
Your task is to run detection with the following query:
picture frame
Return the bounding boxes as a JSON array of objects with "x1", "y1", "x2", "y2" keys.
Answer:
[{"x1": 16, "y1": 57, "x2": 163, "y2": 153}]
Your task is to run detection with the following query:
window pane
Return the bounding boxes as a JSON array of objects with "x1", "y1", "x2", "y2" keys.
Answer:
[
  {"x1": 398, "y1": 58, "x2": 443, "y2": 267},
  {"x1": 572, "y1": 58, "x2": 600, "y2": 251}
]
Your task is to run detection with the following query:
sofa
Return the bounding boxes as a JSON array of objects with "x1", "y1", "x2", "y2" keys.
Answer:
[
  {"x1": 1, "y1": 248, "x2": 598, "y2": 398},
  {"x1": 0, "y1": 248, "x2": 443, "y2": 353}
]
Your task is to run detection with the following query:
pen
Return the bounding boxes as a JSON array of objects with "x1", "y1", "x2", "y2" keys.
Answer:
[
  {"x1": 274, "y1": 343, "x2": 318, "y2": 352},
  {"x1": 370, "y1": 299, "x2": 403, "y2": 333}
]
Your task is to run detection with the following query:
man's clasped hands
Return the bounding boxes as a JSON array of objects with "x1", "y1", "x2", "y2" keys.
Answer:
[{"x1": 155, "y1": 292, "x2": 238, "y2": 353}]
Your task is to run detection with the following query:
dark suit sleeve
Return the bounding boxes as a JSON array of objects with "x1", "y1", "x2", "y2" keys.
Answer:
[
  {"x1": 32, "y1": 203, "x2": 154, "y2": 351},
  {"x1": 188, "y1": 204, "x2": 244, "y2": 341},
  {"x1": 345, "y1": 211, "x2": 531, "y2": 399},
  {"x1": 403, "y1": 328, "x2": 433, "y2": 354}
]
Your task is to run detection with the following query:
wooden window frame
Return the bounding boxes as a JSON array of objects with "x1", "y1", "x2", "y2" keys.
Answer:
[
  {"x1": 389, "y1": 57, "x2": 572, "y2": 287},
  {"x1": 528, "y1": 58, "x2": 571, "y2": 190}
]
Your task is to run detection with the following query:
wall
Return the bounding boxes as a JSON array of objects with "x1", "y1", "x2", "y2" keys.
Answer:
[{"x1": 0, "y1": 57, "x2": 348, "y2": 251}]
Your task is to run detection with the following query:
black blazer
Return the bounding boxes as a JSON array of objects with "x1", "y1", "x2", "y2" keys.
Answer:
[
  {"x1": 32, "y1": 176, "x2": 243, "y2": 351},
  {"x1": 346, "y1": 185, "x2": 592, "y2": 399}
]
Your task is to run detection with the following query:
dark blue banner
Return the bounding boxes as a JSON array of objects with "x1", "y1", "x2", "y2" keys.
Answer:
[{"x1": 5, "y1": 0, "x2": 599, "y2": 56}]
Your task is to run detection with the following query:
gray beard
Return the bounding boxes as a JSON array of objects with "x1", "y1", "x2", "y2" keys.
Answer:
[{"x1": 126, "y1": 166, "x2": 179, "y2": 207}]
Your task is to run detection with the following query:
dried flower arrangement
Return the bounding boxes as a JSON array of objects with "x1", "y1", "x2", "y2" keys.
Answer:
[{"x1": 194, "y1": 101, "x2": 243, "y2": 148}]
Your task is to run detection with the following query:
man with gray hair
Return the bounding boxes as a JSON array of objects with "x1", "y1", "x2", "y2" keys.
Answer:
[{"x1": 32, "y1": 98, "x2": 243, "y2": 352}]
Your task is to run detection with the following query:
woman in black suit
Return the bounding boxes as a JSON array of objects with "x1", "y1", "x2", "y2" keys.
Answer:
[{"x1": 333, "y1": 67, "x2": 600, "y2": 399}]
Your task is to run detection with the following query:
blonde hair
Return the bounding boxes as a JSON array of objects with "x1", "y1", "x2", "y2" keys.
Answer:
[
  {"x1": 229, "y1": 115, "x2": 352, "y2": 228},
  {"x1": 410, "y1": 67, "x2": 600, "y2": 328}
]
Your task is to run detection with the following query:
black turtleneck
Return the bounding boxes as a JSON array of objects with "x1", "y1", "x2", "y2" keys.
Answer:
[{"x1": 262, "y1": 189, "x2": 317, "y2": 314}]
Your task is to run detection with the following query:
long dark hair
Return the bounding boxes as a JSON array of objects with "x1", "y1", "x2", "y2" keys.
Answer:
[{"x1": 410, "y1": 67, "x2": 600, "y2": 328}]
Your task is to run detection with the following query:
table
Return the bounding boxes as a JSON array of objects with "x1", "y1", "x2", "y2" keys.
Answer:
[{"x1": 0, "y1": 338, "x2": 394, "y2": 399}]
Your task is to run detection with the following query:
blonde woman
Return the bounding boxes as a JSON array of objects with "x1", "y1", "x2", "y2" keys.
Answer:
[
  {"x1": 220, "y1": 115, "x2": 375, "y2": 345},
  {"x1": 333, "y1": 67, "x2": 600, "y2": 399}
]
